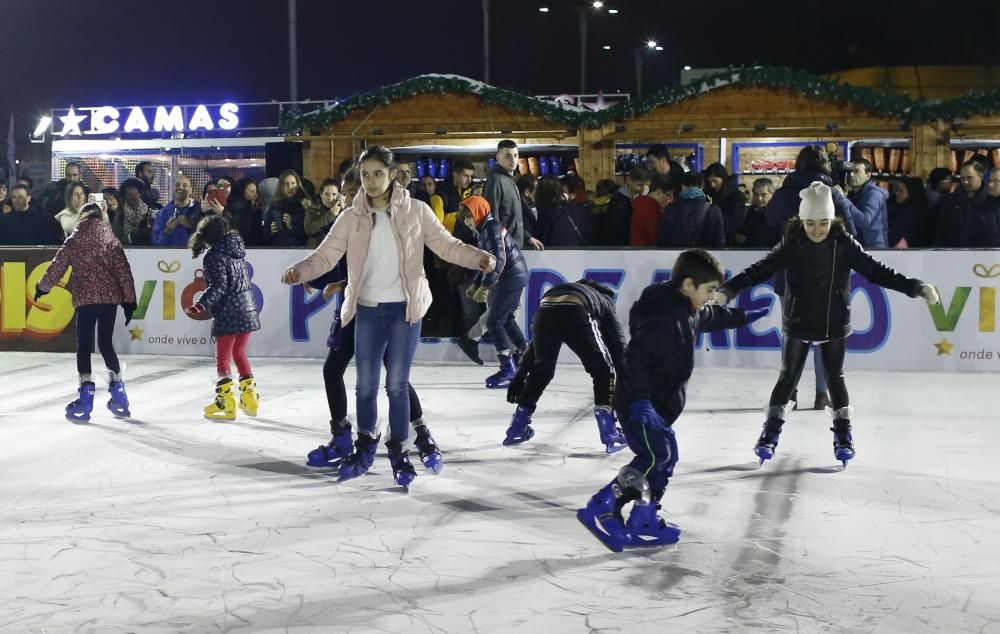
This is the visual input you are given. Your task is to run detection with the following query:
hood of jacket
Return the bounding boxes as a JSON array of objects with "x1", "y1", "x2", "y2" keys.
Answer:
[
  {"x1": 575, "y1": 277, "x2": 616, "y2": 299},
  {"x1": 855, "y1": 178, "x2": 889, "y2": 204},
  {"x1": 787, "y1": 170, "x2": 835, "y2": 190},
  {"x1": 211, "y1": 232, "x2": 246, "y2": 259},
  {"x1": 461, "y1": 195, "x2": 492, "y2": 227}
]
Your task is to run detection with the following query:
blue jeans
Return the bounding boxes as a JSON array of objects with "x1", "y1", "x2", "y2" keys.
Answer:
[
  {"x1": 354, "y1": 302, "x2": 421, "y2": 442},
  {"x1": 486, "y1": 271, "x2": 527, "y2": 353}
]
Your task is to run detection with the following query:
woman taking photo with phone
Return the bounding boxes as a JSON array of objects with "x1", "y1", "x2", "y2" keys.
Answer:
[
  {"x1": 56, "y1": 184, "x2": 109, "y2": 238},
  {"x1": 282, "y1": 145, "x2": 495, "y2": 491}
]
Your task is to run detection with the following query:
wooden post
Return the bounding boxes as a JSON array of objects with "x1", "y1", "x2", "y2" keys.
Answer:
[
  {"x1": 577, "y1": 124, "x2": 616, "y2": 185},
  {"x1": 911, "y1": 119, "x2": 951, "y2": 180}
]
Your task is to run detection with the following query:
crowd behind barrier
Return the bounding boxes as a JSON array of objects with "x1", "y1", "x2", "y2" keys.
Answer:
[{"x1": 2, "y1": 143, "x2": 1000, "y2": 343}]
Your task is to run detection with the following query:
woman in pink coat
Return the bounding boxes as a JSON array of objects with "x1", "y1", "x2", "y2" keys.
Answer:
[{"x1": 282, "y1": 146, "x2": 495, "y2": 490}]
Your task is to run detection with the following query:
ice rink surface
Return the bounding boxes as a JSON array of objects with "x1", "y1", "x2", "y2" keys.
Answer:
[{"x1": 1, "y1": 351, "x2": 999, "y2": 633}]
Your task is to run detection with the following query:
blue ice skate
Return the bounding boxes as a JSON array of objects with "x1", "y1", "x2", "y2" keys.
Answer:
[
  {"x1": 306, "y1": 421, "x2": 353, "y2": 467},
  {"x1": 576, "y1": 482, "x2": 630, "y2": 552},
  {"x1": 107, "y1": 380, "x2": 130, "y2": 418},
  {"x1": 485, "y1": 355, "x2": 517, "y2": 389},
  {"x1": 386, "y1": 440, "x2": 417, "y2": 491},
  {"x1": 594, "y1": 406, "x2": 627, "y2": 454},
  {"x1": 337, "y1": 432, "x2": 380, "y2": 481},
  {"x1": 413, "y1": 423, "x2": 443, "y2": 474},
  {"x1": 624, "y1": 501, "x2": 681, "y2": 547},
  {"x1": 831, "y1": 419, "x2": 855, "y2": 467},
  {"x1": 754, "y1": 416, "x2": 784, "y2": 465},
  {"x1": 66, "y1": 382, "x2": 96, "y2": 422},
  {"x1": 502, "y1": 406, "x2": 535, "y2": 446}
]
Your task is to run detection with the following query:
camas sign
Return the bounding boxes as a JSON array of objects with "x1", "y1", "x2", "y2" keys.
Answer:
[{"x1": 55, "y1": 103, "x2": 240, "y2": 137}]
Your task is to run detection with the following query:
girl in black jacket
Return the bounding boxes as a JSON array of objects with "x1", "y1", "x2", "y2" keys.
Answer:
[{"x1": 719, "y1": 182, "x2": 940, "y2": 467}]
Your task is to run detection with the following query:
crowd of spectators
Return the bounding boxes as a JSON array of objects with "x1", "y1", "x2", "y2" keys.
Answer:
[{"x1": 3, "y1": 144, "x2": 999, "y2": 338}]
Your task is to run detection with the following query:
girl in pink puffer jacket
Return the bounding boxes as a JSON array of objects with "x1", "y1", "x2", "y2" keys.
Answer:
[{"x1": 282, "y1": 145, "x2": 495, "y2": 491}]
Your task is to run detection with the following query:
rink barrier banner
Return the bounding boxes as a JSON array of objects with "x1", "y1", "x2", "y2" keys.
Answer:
[
  {"x1": 0, "y1": 248, "x2": 78, "y2": 352},
  {"x1": 2, "y1": 247, "x2": 999, "y2": 372}
]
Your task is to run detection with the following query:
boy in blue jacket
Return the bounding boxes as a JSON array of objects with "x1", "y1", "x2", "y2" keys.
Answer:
[
  {"x1": 458, "y1": 195, "x2": 529, "y2": 389},
  {"x1": 578, "y1": 249, "x2": 768, "y2": 552}
]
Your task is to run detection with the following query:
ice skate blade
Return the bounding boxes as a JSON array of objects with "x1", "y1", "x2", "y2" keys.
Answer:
[
  {"x1": 239, "y1": 408, "x2": 258, "y2": 417},
  {"x1": 605, "y1": 442, "x2": 628, "y2": 455},
  {"x1": 66, "y1": 413, "x2": 91, "y2": 423},
  {"x1": 576, "y1": 508, "x2": 625, "y2": 553},
  {"x1": 484, "y1": 381, "x2": 510, "y2": 389},
  {"x1": 754, "y1": 446, "x2": 775, "y2": 465},
  {"x1": 628, "y1": 524, "x2": 681, "y2": 547},
  {"x1": 420, "y1": 454, "x2": 443, "y2": 474},
  {"x1": 503, "y1": 426, "x2": 535, "y2": 446}
]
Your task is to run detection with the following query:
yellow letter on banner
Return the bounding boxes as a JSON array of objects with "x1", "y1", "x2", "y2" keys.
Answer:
[
  {"x1": 980, "y1": 287, "x2": 996, "y2": 333},
  {"x1": 26, "y1": 263, "x2": 75, "y2": 336},
  {"x1": 1, "y1": 262, "x2": 26, "y2": 334}
]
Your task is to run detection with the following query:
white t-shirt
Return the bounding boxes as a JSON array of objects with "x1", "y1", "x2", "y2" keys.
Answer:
[{"x1": 359, "y1": 206, "x2": 405, "y2": 304}]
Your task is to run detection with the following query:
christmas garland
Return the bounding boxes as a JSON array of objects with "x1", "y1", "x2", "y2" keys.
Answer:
[{"x1": 280, "y1": 66, "x2": 1000, "y2": 134}]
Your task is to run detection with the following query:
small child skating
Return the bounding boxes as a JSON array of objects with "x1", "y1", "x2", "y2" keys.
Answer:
[
  {"x1": 578, "y1": 249, "x2": 768, "y2": 552},
  {"x1": 503, "y1": 278, "x2": 628, "y2": 453},
  {"x1": 457, "y1": 195, "x2": 528, "y2": 389},
  {"x1": 718, "y1": 182, "x2": 940, "y2": 466},
  {"x1": 184, "y1": 215, "x2": 262, "y2": 421},
  {"x1": 36, "y1": 203, "x2": 137, "y2": 422}
]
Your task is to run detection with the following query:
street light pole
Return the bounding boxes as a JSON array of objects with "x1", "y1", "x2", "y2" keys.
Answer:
[
  {"x1": 482, "y1": 0, "x2": 491, "y2": 84},
  {"x1": 288, "y1": 0, "x2": 298, "y2": 101},
  {"x1": 579, "y1": 10, "x2": 587, "y2": 94},
  {"x1": 634, "y1": 49, "x2": 643, "y2": 100}
]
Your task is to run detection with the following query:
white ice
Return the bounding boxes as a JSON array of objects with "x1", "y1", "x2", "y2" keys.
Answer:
[{"x1": 1, "y1": 351, "x2": 999, "y2": 633}]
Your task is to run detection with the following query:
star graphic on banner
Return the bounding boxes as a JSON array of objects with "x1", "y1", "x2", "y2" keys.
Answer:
[
  {"x1": 57, "y1": 107, "x2": 87, "y2": 136},
  {"x1": 129, "y1": 325, "x2": 144, "y2": 341},
  {"x1": 934, "y1": 338, "x2": 953, "y2": 356}
]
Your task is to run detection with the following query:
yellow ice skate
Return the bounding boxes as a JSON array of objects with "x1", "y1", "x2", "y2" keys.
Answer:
[
  {"x1": 238, "y1": 374, "x2": 259, "y2": 417},
  {"x1": 204, "y1": 378, "x2": 237, "y2": 421}
]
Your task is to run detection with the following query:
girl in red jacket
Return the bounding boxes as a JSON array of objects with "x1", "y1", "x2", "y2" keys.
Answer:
[{"x1": 36, "y1": 204, "x2": 138, "y2": 422}]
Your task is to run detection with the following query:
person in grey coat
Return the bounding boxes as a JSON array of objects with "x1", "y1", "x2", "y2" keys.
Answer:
[{"x1": 483, "y1": 139, "x2": 544, "y2": 250}]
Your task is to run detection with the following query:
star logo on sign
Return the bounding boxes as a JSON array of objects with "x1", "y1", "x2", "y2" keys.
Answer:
[
  {"x1": 934, "y1": 338, "x2": 953, "y2": 356},
  {"x1": 129, "y1": 325, "x2": 144, "y2": 341},
  {"x1": 57, "y1": 107, "x2": 87, "y2": 136}
]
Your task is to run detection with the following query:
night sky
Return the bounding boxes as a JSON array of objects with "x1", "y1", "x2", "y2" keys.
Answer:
[{"x1": 2, "y1": 0, "x2": 999, "y2": 132}]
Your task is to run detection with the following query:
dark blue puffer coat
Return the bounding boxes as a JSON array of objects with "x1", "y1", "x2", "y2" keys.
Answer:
[{"x1": 198, "y1": 232, "x2": 261, "y2": 337}]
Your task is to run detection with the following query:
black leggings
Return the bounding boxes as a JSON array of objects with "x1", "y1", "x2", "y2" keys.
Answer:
[
  {"x1": 76, "y1": 304, "x2": 120, "y2": 376},
  {"x1": 322, "y1": 317, "x2": 422, "y2": 424},
  {"x1": 518, "y1": 303, "x2": 615, "y2": 413},
  {"x1": 769, "y1": 337, "x2": 847, "y2": 410}
]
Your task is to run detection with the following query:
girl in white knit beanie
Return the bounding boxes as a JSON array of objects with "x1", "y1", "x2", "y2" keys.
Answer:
[{"x1": 717, "y1": 181, "x2": 940, "y2": 467}]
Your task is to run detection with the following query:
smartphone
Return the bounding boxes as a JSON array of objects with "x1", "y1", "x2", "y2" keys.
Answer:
[
  {"x1": 208, "y1": 188, "x2": 228, "y2": 207},
  {"x1": 87, "y1": 192, "x2": 107, "y2": 211}
]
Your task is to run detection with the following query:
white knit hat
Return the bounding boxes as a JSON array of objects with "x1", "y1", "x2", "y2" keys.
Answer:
[{"x1": 798, "y1": 181, "x2": 835, "y2": 220}]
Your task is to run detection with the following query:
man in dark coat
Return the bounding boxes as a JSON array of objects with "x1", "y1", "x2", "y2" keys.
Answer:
[
  {"x1": 934, "y1": 159, "x2": 990, "y2": 247},
  {"x1": 655, "y1": 171, "x2": 725, "y2": 248}
]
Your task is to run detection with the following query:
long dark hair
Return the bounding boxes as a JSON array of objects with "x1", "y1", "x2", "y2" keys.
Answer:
[
  {"x1": 358, "y1": 145, "x2": 399, "y2": 203},
  {"x1": 784, "y1": 215, "x2": 846, "y2": 240},
  {"x1": 535, "y1": 176, "x2": 566, "y2": 208},
  {"x1": 189, "y1": 214, "x2": 231, "y2": 258}
]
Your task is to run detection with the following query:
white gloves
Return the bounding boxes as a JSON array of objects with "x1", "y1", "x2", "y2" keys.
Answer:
[{"x1": 920, "y1": 283, "x2": 941, "y2": 305}]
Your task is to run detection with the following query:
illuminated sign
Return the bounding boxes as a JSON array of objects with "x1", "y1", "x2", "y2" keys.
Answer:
[{"x1": 53, "y1": 103, "x2": 240, "y2": 137}]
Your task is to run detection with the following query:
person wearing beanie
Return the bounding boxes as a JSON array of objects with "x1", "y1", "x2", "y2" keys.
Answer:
[
  {"x1": 718, "y1": 180, "x2": 941, "y2": 468},
  {"x1": 457, "y1": 195, "x2": 529, "y2": 390}
]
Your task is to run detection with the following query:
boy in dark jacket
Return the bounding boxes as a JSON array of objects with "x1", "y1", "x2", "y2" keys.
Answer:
[
  {"x1": 578, "y1": 249, "x2": 768, "y2": 552},
  {"x1": 458, "y1": 196, "x2": 529, "y2": 389},
  {"x1": 503, "y1": 279, "x2": 628, "y2": 453}
]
